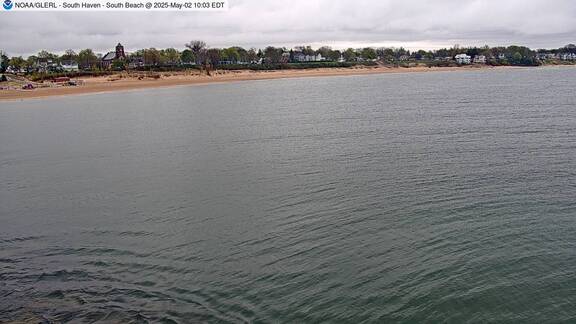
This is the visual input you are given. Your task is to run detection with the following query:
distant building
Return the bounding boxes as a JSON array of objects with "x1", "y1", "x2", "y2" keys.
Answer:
[
  {"x1": 560, "y1": 53, "x2": 576, "y2": 61},
  {"x1": 102, "y1": 43, "x2": 127, "y2": 68},
  {"x1": 61, "y1": 61, "x2": 79, "y2": 72},
  {"x1": 311, "y1": 53, "x2": 323, "y2": 61},
  {"x1": 7, "y1": 66, "x2": 26, "y2": 74},
  {"x1": 292, "y1": 52, "x2": 306, "y2": 62},
  {"x1": 128, "y1": 57, "x2": 144, "y2": 69},
  {"x1": 455, "y1": 54, "x2": 472, "y2": 64},
  {"x1": 37, "y1": 58, "x2": 58, "y2": 72},
  {"x1": 292, "y1": 51, "x2": 323, "y2": 63},
  {"x1": 537, "y1": 53, "x2": 558, "y2": 60},
  {"x1": 473, "y1": 55, "x2": 486, "y2": 64}
]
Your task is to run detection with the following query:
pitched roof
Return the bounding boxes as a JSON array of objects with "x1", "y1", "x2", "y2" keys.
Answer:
[{"x1": 102, "y1": 52, "x2": 116, "y2": 61}]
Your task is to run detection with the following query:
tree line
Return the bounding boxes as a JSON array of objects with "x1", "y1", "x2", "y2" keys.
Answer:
[{"x1": 2, "y1": 42, "x2": 575, "y2": 73}]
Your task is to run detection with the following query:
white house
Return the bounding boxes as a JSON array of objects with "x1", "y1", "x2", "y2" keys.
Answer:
[
  {"x1": 312, "y1": 53, "x2": 324, "y2": 61},
  {"x1": 61, "y1": 62, "x2": 79, "y2": 72},
  {"x1": 560, "y1": 53, "x2": 576, "y2": 61},
  {"x1": 37, "y1": 59, "x2": 58, "y2": 72},
  {"x1": 292, "y1": 52, "x2": 324, "y2": 62},
  {"x1": 455, "y1": 54, "x2": 472, "y2": 64},
  {"x1": 537, "y1": 53, "x2": 557, "y2": 60},
  {"x1": 6, "y1": 66, "x2": 26, "y2": 74},
  {"x1": 473, "y1": 55, "x2": 486, "y2": 64}
]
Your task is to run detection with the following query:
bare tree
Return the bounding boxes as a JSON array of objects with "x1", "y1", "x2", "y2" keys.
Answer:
[{"x1": 185, "y1": 40, "x2": 207, "y2": 65}]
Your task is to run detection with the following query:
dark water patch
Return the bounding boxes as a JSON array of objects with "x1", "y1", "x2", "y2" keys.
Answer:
[
  {"x1": 0, "y1": 235, "x2": 44, "y2": 244},
  {"x1": 36, "y1": 269, "x2": 93, "y2": 282}
]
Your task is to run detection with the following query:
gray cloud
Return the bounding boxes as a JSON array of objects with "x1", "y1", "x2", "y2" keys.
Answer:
[{"x1": 1, "y1": 0, "x2": 575, "y2": 56}]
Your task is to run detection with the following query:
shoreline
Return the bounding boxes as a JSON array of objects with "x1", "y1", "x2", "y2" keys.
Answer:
[{"x1": 0, "y1": 65, "x2": 563, "y2": 101}]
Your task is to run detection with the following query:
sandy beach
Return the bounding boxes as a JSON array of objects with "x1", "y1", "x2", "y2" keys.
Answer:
[{"x1": 0, "y1": 65, "x2": 514, "y2": 101}]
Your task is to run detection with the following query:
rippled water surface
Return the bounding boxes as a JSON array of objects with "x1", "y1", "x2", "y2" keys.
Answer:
[{"x1": 1, "y1": 67, "x2": 576, "y2": 323}]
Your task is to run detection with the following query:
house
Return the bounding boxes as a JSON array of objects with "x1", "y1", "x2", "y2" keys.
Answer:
[
  {"x1": 102, "y1": 43, "x2": 126, "y2": 69},
  {"x1": 560, "y1": 53, "x2": 576, "y2": 61},
  {"x1": 498, "y1": 53, "x2": 507, "y2": 60},
  {"x1": 292, "y1": 52, "x2": 306, "y2": 62},
  {"x1": 61, "y1": 61, "x2": 79, "y2": 72},
  {"x1": 128, "y1": 56, "x2": 144, "y2": 69},
  {"x1": 6, "y1": 66, "x2": 26, "y2": 74},
  {"x1": 473, "y1": 55, "x2": 486, "y2": 64},
  {"x1": 537, "y1": 53, "x2": 559, "y2": 60},
  {"x1": 292, "y1": 51, "x2": 323, "y2": 63},
  {"x1": 37, "y1": 58, "x2": 58, "y2": 72},
  {"x1": 455, "y1": 54, "x2": 472, "y2": 64}
]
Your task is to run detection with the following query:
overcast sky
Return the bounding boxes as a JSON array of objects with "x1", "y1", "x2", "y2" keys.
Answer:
[{"x1": 1, "y1": 0, "x2": 575, "y2": 56}]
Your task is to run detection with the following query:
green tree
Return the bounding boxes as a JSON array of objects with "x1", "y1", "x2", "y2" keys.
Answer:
[
  {"x1": 327, "y1": 49, "x2": 341, "y2": 61},
  {"x1": 342, "y1": 48, "x2": 357, "y2": 61},
  {"x1": 161, "y1": 48, "x2": 181, "y2": 65},
  {"x1": 394, "y1": 47, "x2": 410, "y2": 59},
  {"x1": 25, "y1": 55, "x2": 38, "y2": 72},
  {"x1": 78, "y1": 49, "x2": 98, "y2": 69},
  {"x1": 180, "y1": 49, "x2": 194, "y2": 63},
  {"x1": 111, "y1": 60, "x2": 126, "y2": 70},
  {"x1": 263, "y1": 46, "x2": 284, "y2": 63},
  {"x1": 37, "y1": 50, "x2": 58, "y2": 62},
  {"x1": 361, "y1": 48, "x2": 377, "y2": 60},
  {"x1": 317, "y1": 46, "x2": 332, "y2": 58},
  {"x1": 247, "y1": 48, "x2": 258, "y2": 63},
  {"x1": 221, "y1": 47, "x2": 240, "y2": 63},
  {"x1": 9, "y1": 56, "x2": 26, "y2": 71},
  {"x1": 233, "y1": 47, "x2": 248, "y2": 63},
  {"x1": 302, "y1": 46, "x2": 315, "y2": 56},
  {"x1": 61, "y1": 49, "x2": 78, "y2": 63},
  {"x1": 142, "y1": 48, "x2": 161, "y2": 66},
  {"x1": 0, "y1": 52, "x2": 9, "y2": 73}
]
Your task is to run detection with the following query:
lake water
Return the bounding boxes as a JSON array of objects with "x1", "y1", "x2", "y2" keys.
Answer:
[{"x1": 1, "y1": 67, "x2": 576, "y2": 323}]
